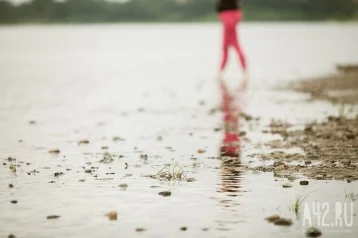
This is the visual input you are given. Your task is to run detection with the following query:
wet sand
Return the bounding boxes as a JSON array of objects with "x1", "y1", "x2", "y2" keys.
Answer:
[{"x1": 251, "y1": 65, "x2": 358, "y2": 180}]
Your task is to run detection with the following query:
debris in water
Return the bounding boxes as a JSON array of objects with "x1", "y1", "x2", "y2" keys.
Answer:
[
  {"x1": 202, "y1": 228, "x2": 210, "y2": 231},
  {"x1": 78, "y1": 139, "x2": 89, "y2": 145},
  {"x1": 136, "y1": 228, "x2": 146, "y2": 232},
  {"x1": 84, "y1": 169, "x2": 92, "y2": 173},
  {"x1": 180, "y1": 227, "x2": 187, "y2": 231},
  {"x1": 119, "y1": 184, "x2": 128, "y2": 189},
  {"x1": 100, "y1": 152, "x2": 114, "y2": 164},
  {"x1": 49, "y1": 149, "x2": 60, "y2": 154},
  {"x1": 101, "y1": 146, "x2": 109, "y2": 150},
  {"x1": 8, "y1": 184, "x2": 13, "y2": 188},
  {"x1": 11, "y1": 200, "x2": 17, "y2": 204},
  {"x1": 105, "y1": 211, "x2": 117, "y2": 221},
  {"x1": 79, "y1": 179, "x2": 86, "y2": 182},
  {"x1": 306, "y1": 227, "x2": 322, "y2": 237},
  {"x1": 47, "y1": 215, "x2": 60, "y2": 220},
  {"x1": 140, "y1": 154, "x2": 148, "y2": 160},
  {"x1": 125, "y1": 162, "x2": 128, "y2": 169},
  {"x1": 29, "y1": 120, "x2": 37, "y2": 124},
  {"x1": 54, "y1": 172, "x2": 64, "y2": 177},
  {"x1": 274, "y1": 218, "x2": 293, "y2": 226},
  {"x1": 282, "y1": 182, "x2": 293, "y2": 188},
  {"x1": 300, "y1": 180, "x2": 309, "y2": 186},
  {"x1": 265, "y1": 215, "x2": 280, "y2": 223},
  {"x1": 158, "y1": 191, "x2": 171, "y2": 197},
  {"x1": 113, "y1": 136, "x2": 124, "y2": 142}
]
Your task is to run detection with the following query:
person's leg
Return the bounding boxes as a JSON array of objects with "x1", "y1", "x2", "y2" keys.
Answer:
[
  {"x1": 218, "y1": 12, "x2": 231, "y2": 75},
  {"x1": 231, "y1": 11, "x2": 247, "y2": 71}
]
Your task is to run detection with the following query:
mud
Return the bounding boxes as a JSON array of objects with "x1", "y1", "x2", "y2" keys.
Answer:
[
  {"x1": 290, "y1": 64, "x2": 358, "y2": 104},
  {"x1": 253, "y1": 65, "x2": 358, "y2": 180}
]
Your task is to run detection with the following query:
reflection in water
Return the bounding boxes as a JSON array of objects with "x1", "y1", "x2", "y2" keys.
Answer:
[{"x1": 216, "y1": 81, "x2": 245, "y2": 231}]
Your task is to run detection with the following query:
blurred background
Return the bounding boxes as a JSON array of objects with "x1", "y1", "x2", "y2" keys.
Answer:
[{"x1": 1, "y1": 0, "x2": 358, "y2": 23}]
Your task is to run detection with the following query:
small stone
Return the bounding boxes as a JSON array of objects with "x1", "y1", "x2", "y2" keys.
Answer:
[
  {"x1": 305, "y1": 227, "x2": 322, "y2": 237},
  {"x1": 186, "y1": 178, "x2": 196, "y2": 182},
  {"x1": 275, "y1": 165, "x2": 286, "y2": 171},
  {"x1": 273, "y1": 161, "x2": 285, "y2": 167},
  {"x1": 119, "y1": 184, "x2": 128, "y2": 189},
  {"x1": 274, "y1": 218, "x2": 293, "y2": 226},
  {"x1": 11, "y1": 200, "x2": 17, "y2": 204},
  {"x1": 347, "y1": 179, "x2": 352, "y2": 183},
  {"x1": 265, "y1": 215, "x2": 280, "y2": 223},
  {"x1": 282, "y1": 182, "x2": 293, "y2": 188},
  {"x1": 136, "y1": 228, "x2": 145, "y2": 232},
  {"x1": 49, "y1": 149, "x2": 60, "y2": 154},
  {"x1": 180, "y1": 227, "x2": 187, "y2": 231},
  {"x1": 47, "y1": 215, "x2": 60, "y2": 220},
  {"x1": 84, "y1": 169, "x2": 92, "y2": 173},
  {"x1": 8, "y1": 184, "x2": 13, "y2": 188},
  {"x1": 315, "y1": 174, "x2": 324, "y2": 180},
  {"x1": 105, "y1": 211, "x2": 117, "y2": 221},
  {"x1": 158, "y1": 191, "x2": 171, "y2": 197},
  {"x1": 341, "y1": 160, "x2": 351, "y2": 166},
  {"x1": 197, "y1": 149, "x2": 206, "y2": 154},
  {"x1": 300, "y1": 180, "x2": 309, "y2": 186},
  {"x1": 29, "y1": 120, "x2": 37, "y2": 124},
  {"x1": 78, "y1": 139, "x2": 89, "y2": 145}
]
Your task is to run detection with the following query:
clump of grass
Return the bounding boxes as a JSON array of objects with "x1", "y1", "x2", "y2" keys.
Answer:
[
  {"x1": 345, "y1": 189, "x2": 358, "y2": 202},
  {"x1": 99, "y1": 152, "x2": 114, "y2": 164},
  {"x1": 9, "y1": 161, "x2": 16, "y2": 173},
  {"x1": 155, "y1": 164, "x2": 187, "y2": 181},
  {"x1": 289, "y1": 194, "x2": 307, "y2": 216},
  {"x1": 337, "y1": 103, "x2": 348, "y2": 119}
]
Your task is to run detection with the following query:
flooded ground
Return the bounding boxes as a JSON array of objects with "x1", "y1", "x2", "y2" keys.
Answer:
[{"x1": 0, "y1": 23, "x2": 358, "y2": 238}]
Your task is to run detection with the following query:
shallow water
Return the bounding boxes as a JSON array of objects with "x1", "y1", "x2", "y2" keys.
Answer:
[{"x1": 0, "y1": 23, "x2": 358, "y2": 238}]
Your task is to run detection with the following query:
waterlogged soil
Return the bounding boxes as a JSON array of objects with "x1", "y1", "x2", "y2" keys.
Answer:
[{"x1": 1, "y1": 24, "x2": 358, "y2": 238}]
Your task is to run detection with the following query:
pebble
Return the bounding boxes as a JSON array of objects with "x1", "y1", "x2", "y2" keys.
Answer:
[
  {"x1": 273, "y1": 161, "x2": 285, "y2": 167},
  {"x1": 49, "y1": 149, "x2": 60, "y2": 154},
  {"x1": 78, "y1": 139, "x2": 89, "y2": 145},
  {"x1": 274, "y1": 218, "x2": 293, "y2": 226},
  {"x1": 10, "y1": 200, "x2": 17, "y2": 204},
  {"x1": 158, "y1": 191, "x2": 171, "y2": 197},
  {"x1": 274, "y1": 165, "x2": 286, "y2": 171},
  {"x1": 47, "y1": 215, "x2": 60, "y2": 220},
  {"x1": 347, "y1": 179, "x2": 352, "y2": 183},
  {"x1": 105, "y1": 211, "x2": 117, "y2": 221},
  {"x1": 300, "y1": 180, "x2": 309, "y2": 186},
  {"x1": 282, "y1": 182, "x2": 293, "y2": 188},
  {"x1": 305, "y1": 227, "x2": 322, "y2": 237},
  {"x1": 265, "y1": 215, "x2": 280, "y2": 223},
  {"x1": 8, "y1": 184, "x2": 14, "y2": 188},
  {"x1": 84, "y1": 169, "x2": 92, "y2": 173},
  {"x1": 136, "y1": 228, "x2": 146, "y2": 232},
  {"x1": 180, "y1": 227, "x2": 187, "y2": 231}
]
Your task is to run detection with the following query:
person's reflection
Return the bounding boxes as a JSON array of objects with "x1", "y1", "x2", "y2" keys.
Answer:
[{"x1": 218, "y1": 80, "x2": 243, "y2": 198}]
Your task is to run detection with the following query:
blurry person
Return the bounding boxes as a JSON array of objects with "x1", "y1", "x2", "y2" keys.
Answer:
[{"x1": 216, "y1": 0, "x2": 247, "y2": 89}]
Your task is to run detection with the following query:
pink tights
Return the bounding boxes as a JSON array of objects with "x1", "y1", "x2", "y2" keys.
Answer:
[{"x1": 219, "y1": 10, "x2": 247, "y2": 71}]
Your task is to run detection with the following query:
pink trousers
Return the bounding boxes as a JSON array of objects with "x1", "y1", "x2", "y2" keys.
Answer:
[{"x1": 218, "y1": 10, "x2": 247, "y2": 71}]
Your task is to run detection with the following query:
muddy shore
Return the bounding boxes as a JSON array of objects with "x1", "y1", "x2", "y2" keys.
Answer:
[{"x1": 250, "y1": 65, "x2": 358, "y2": 180}]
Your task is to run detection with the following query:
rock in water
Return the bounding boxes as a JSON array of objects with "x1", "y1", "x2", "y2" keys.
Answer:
[
  {"x1": 300, "y1": 180, "x2": 309, "y2": 185},
  {"x1": 158, "y1": 191, "x2": 171, "y2": 197},
  {"x1": 282, "y1": 182, "x2": 293, "y2": 188},
  {"x1": 306, "y1": 227, "x2": 322, "y2": 237},
  {"x1": 105, "y1": 211, "x2": 117, "y2": 221},
  {"x1": 265, "y1": 215, "x2": 280, "y2": 223},
  {"x1": 274, "y1": 218, "x2": 293, "y2": 226}
]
